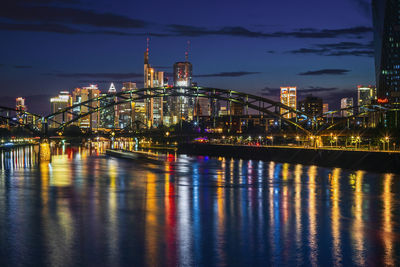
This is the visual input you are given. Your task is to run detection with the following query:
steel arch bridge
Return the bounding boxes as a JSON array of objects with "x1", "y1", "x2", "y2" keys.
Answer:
[
  {"x1": 44, "y1": 86, "x2": 315, "y2": 134},
  {"x1": 1, "y1": 86, "x2": 398, "y2": 137},
  {"x1": 0, "y1": 106, "x2": 42, "y2": 133}
]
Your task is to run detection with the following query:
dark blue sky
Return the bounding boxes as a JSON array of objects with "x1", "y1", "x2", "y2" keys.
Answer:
[{"x1": 0, "y1": 0, "x2": 374, "y2": 114}]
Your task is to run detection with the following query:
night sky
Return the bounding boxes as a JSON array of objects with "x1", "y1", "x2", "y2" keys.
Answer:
[{"x1": 0, "y1": 0, "x2": 374, "y2": 114}]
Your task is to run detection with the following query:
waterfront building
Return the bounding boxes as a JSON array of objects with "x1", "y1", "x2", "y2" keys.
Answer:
[
  {"x1": 298, "y1": 95, "x2": 323, "y2": 117},
  {"x1": 219, "y1": 106, "x2": 228, "y2": 117},
  {"x1": 280, "y1": 87, "x2": 297, "y2": 119},
  {"x1": 72, "y1": 84, "x2": 101, "y2": 129},
  {"x1": 340, "y1": 97, "x2": 354, "y2": 117},
  {"x1": 134, "y1": 102, "x2": 147, "y2": 129},
  {"x1": 357, "y1": 85, "x2": 377, "y2": 113},
  {"x1": 144, "y1": 42, "x2": 164, "y2": 128},
  {"x1": 231, "y1": 102, "x2": 244, "y2": 116},
  {"x1": 50, "y1": 91, "x2": 72, "y2": 128}
]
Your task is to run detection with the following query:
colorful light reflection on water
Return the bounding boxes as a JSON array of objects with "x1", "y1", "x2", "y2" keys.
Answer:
[{"x1": 0, "y1": 145, "x2": 399, "y2": 266}]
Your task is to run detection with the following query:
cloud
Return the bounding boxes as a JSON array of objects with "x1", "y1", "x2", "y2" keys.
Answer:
[
  {"x1": 0, "y1": 2, "x2": 148, "y2": 29},
  {"x1": 0, "y1": 22, "x2": 151, "y2": 36},
  {"x1": 14, "y1": 65, "x2": 33, "y2": 69},
  {"x1": 298, "y1": 69, "x2": 350, "y2": 76},
  {"x1": 298, "y1": 86, "x2": 339, "y2": 94},
  {"x1": 195, "y1": 71, "x2": 261, "y2": 78},
  {"x1": 289, "y1": 41, "x2": 374, "y2": 57},
  {"x1": 167, "y1": 24, "x2": 372, "y2": 39},
  {"x1": 15, "y1": 0, "x2": 80, "y2": 3},
  {"x1": 46, "y1": 72, "x2": 143, "y2": 79}
]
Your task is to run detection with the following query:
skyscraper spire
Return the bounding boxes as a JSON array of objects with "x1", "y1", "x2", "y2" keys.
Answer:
[
  {"x1": 108, "y1": 82, "x2": 116, "y2": 93},
  {"x1": 144, "y1": 37, "x2": 149, "y2": 65},
  {"x1": 185, "y1": 40, "x2": 190, "y2": 62}
]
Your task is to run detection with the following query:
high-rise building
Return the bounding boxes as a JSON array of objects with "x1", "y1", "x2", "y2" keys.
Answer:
[
  {"x1": 323, "y1": 103, "x2": 329, "y2": 114},
  {"x1": 280, "y1": 87, "x2": 297, "y2": 119},
  {"x1": 195, "y1": 98, "x2": 211, "y2": 117},
  {"x1": 100, "y1": 83, "x2": 119, "y2": 129},
  {"x1": 298, "y1": 95, "x2": 323, "y2": 117},
  {"x1": 372, "y1": 0, "x2": 400, "y2": 103},
  {"x1": 16, "y1": 97, "x2": 26, "y2": 111},
  {"x1": 15, "y1": 97, "x2": 27, "y2": 124},
  {"x1": 171, "y1": 57, "x2": 194, "y2": 124},
  {"x1": 144, "y1": 41, "x2": 164, "y2": 128},
  {"x1": 173, "y1": 62, "x2": 192, "y2": 87},
  {"x1": 50, "y1": 91, "x2": 72, "y2": 128},
  {"x1": 119, "y1": 82, "x2": 137, "y2": 129},
  {"x1": 340, "y1": 98, "x2": 354, "y2": 117},
  {"x1": 357, "y1": 85, "x2": 377, "y2": 113},
  {"x1": 72, "y1": 85, "x2": 101, "y2": 129}
]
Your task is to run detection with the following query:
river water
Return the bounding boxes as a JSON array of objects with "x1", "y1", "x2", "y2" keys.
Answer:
[{"x1": 0, "y1": 145, "x2": 399, "y2": 266}]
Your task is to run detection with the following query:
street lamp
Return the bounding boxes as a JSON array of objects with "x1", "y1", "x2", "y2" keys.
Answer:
[
  {"x1": 356, "y1": 136, "x2": 361, "y2": 149},
  {"x1": 385, "y1": 136, "x2": 390, "y2": 151}
]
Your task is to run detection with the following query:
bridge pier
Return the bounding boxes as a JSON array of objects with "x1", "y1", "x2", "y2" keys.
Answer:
[{"x1": 39, "y1": 139, "x2": 51, "y2": 162}]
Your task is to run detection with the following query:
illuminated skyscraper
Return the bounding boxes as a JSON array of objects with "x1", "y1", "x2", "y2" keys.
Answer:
[
  {"x1": 172, "y1": 51, "x2": 194, "y2": 122},
  {"x1": 100, "y1": 83, "x2": 119, "y2": 129},
  {"x1": 119, "y1": 82, "x2": 137, "y2": 129},
  {"x1": 16, "y1": 97, "x2": 27, "y2": 124},
  {"x1": 144, "y1": 39, "x2": 164, "y2": 127},
  {"x1": 357, "y1": 85, "x2": 377, "y2": 113},
  {"x1": 372, "y1": 0, "x2": 400, "y2": 102},
  {"x1": 280, "y1": 87, "x2": 297, "y2": 119},
  {"x1": 50, "y1": 91, "x2": 72, "y2": 128},
  {"x1": 173, "y1": 62, "x2": 192, "y2": 87},
  {"x1": 72, "y1": 84, "x2": 101, "y2": 129},
  {"x1": 323, "y1": 103, "x2": 329, "y2": 114},
  {"x1": 340, "y1": 97, "x2": 354, "y2": 117},
  {"x1": 16, "y1": 97, "x2": 26, "y2": 111}
]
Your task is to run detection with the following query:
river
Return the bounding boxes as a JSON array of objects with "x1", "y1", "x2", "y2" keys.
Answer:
[{"x1": 0, "y1": 145, "x2": 398, "y2": 266}]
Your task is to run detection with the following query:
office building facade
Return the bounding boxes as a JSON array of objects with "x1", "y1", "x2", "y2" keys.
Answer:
[
  {"x1": 357, "y1": 85, "x2": 377, "y2": 113},
  {"x1": 340, "y1": 98, "x2": 354, "y2": 117},
  {"x1": 50, "y1": 91, "x2": 72, "y2": 128},
  {"x1": 298, "y1": 95, "x2": 323, "y2": 117},
  {"x1": 280, "y1": 87, "x2": 297, "y2": 119}
]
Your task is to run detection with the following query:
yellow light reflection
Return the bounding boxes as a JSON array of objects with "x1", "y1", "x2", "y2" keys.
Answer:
[
  {"x1": 107, "y1": 160, "x2": 119, "y2": 261},
  {"x1": 330, "y1": 168, "x2": 342, "y2": 267},
  {"x1": 294, "y1": 164, "x2": 303, "y2": 248},
  {"x1": 382, "y1": 173, "x2": 394, "y2": 267},
  {"x1": 49, "y1": 156, "x2": 72, "y2": 187},
  {"x1": 351, "y1": 170, "x2": 365, "y2": 266},
  {"x1": 145, "y1": 172, "x2": 157, "y2": 266},
  {"x1": 308, "y1": 165, "x2": 317, "y2": 266}
]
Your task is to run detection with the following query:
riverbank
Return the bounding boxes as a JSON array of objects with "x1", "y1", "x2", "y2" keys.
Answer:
[{"x1": 178, "y1": 143, "x2": 400, "y2": 173}]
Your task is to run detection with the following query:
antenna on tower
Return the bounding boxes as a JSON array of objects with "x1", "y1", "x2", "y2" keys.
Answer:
[
  {"x1": 144, "y1": 37, "x2": 150, "y2": 64},
  {"x1": 185, "y1": 40, "x2": 190, "y2": 61}
]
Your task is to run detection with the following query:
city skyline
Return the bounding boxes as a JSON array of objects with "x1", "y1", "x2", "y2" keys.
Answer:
[{"x1": 1, "y1": 0, "x2": 374, "y2": 114}]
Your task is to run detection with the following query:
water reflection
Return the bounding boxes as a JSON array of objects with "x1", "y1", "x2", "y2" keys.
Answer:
[{"x1": 0, "y1": 145, "x2": 399, "y2": 266}]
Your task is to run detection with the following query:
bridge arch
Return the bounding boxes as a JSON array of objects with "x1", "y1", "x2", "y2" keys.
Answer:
[{"x1": 45, "y1": 86, "x2": 314, "y2": 134}]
